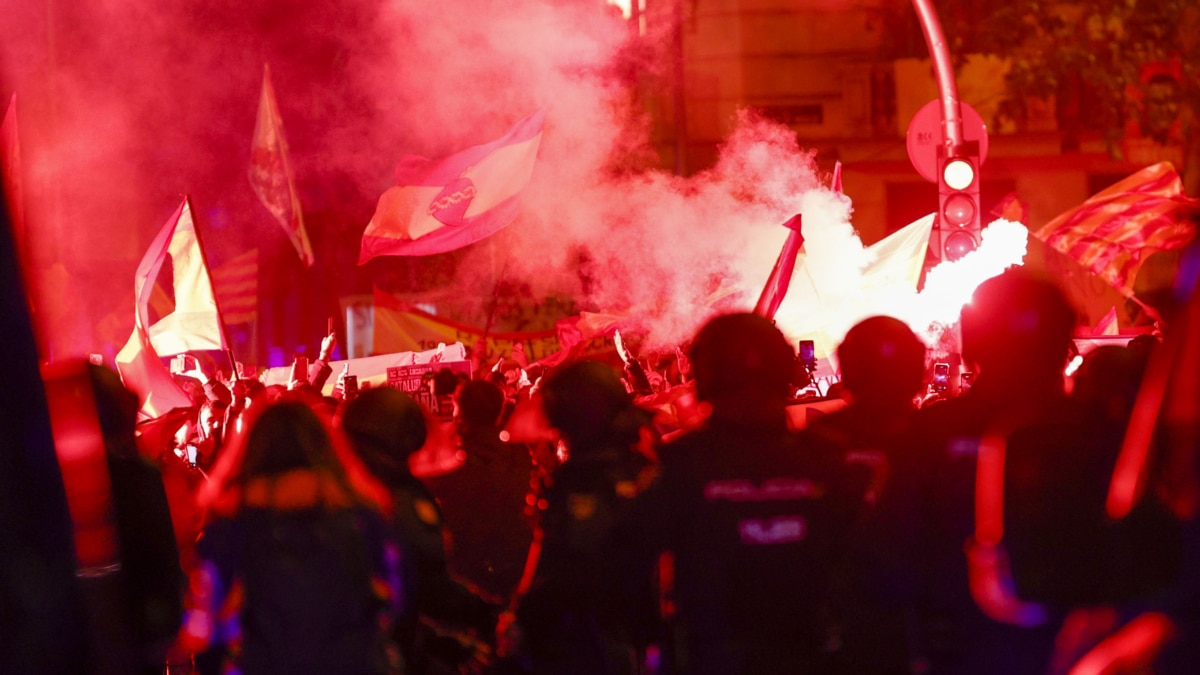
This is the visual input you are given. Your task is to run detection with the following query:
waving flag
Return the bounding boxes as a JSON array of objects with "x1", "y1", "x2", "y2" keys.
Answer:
[
  {"x1": 1035, "y1": 162, "x2": 1198, "y2": 298},
  {"x1": 250, "y1": 64, "x2": 313, "y2": 266},
  {"x1": 753, "y1": 214, "x2": 804, "y2": 320},
  {"x1": 860, "y1": 213, "x2": 935, "y2": 295},
  {"x1": 212, "y1": 248, "x2": 258, "y2": 325},
  {"x1": 532, "y1": 311, "x2": 624, "y2": 369},
  {"x1": 359, "y1": 109, "x2": 546, "y2": 262},
  {"x1": 145, "y1": 199, "x2": 227, "y2": 356},
  {"x1": 990, "y1": 192, "x2": 1029, "y2": 225},
  {"x1": 116, "y1": 198, "x2": 221, "y2": 418}
]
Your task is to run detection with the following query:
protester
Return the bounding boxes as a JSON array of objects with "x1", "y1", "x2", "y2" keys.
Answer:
[
  {"x1": 430, "y1": 367, "x2": 466, "y2": 419},
  {"x1": 184, "y1": 394, "x2": 397, "y2": 675},
  {"x1": 338, "y1": 386, "x2": 497, "y2": 674},
  {"x1": 424, "y1": 379, "x2": 536, "y2": 603},
  {"x1": 1004, "y1": 339, "x2": 1182, "y2": 675},
  {"x1": 82, "y1": 363, "x2": 186, "y2": 675},
  {"x1": 307, "y1": 330, "x2": 339, "y2": 391},
  {"x1": 172, "y1": 357, "x2": 234, "y2": 471},
  {"x1": 1046, "y1": 288, "x2": 1195, "y2": 674},
  {"x1": 623, "y1": 312, "x2": 860, "y2": 675},
  {"x1": 227, "y1": 375, "x2": 265, "y2": 430},
  {"x1": 500, "y1": 360, "x2": 659, "y2": 675}
]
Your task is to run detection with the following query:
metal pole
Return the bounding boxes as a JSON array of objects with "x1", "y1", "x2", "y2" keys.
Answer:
[
  {"x1": 672, "y1": 0, "x2": 687, "y2": 176},
  {"x1": 910, "y1": 0, "x2": 963, "y2": 149}
]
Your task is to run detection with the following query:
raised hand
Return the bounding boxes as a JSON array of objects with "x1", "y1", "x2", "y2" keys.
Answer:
[{"x1": 319, "y1": 331, "x2": 337, "y2": 361}]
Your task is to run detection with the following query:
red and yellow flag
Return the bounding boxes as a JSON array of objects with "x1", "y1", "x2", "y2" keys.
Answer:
[
  {"x1": 212, "y1": 249, "x2": 258, "y2": 325},
  {"x1": 250, "y1": 64, "x2": 313, "y2": 266},
  {"x1": 753, "y1": 214, "x2": 804, "y2": 321},
  {"x1": 1035, "y1": 162, "x2": 1198, "y2": 298},
  {"x1": 359, "y1": 110, "x2": 545, "y2": 261}
]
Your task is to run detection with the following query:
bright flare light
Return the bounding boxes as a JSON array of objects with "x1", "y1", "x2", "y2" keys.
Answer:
[
  {"x1": 900, "y1": 218, "x2": 1029, "y2": 346},
  {"x1": 608, "y1": 0, "x2": 632, "y2": 19}
]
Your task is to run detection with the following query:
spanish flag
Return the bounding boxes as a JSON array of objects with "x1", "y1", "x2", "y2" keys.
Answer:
[{"x1": 359, "y1": 109, "x2": 545, "y2": 261}]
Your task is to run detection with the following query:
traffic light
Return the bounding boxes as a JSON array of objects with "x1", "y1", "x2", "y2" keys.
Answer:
[{"x1": 936, "y1": 144, "x2": 981, "y2": 262}]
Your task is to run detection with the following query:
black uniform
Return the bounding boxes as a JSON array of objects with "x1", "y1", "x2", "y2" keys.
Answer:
[
  {"x1": 424, "y1": 427, "x2": 535, "y2": 603},
  {"x1": 807, "y1": 405, "x2": 919, "y2": 675},
  {"x1": 628, "y1": 415, "x2": 858, "y2": 675},
  {"x1": 386, "y1": 471, "x2": 497, "y2": 673},
  {"x1": 878, "y1": 381, "x2": 1072, "y2": 675},
  {"x1": 516, "y1": 445, "x2": 657, "y2": 675}
]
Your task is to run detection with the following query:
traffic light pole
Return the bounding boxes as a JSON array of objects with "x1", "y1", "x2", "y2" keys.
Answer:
[
  {"x1": 905, "y1": 0, "x2": 987, "y2": 264},
  {"x1": 910, "y1": 0, "x2": 963, "y2": 151}
]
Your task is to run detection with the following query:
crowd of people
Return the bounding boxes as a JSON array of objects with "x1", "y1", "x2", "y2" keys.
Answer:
[{"x1": 33, "y1": 266, "x2": 1200, "y2": 675}]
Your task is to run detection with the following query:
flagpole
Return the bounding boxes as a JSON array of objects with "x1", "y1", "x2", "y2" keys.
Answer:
[
  {"x1": 753, "y1": 214, "x2": 804, "y2": 320},
  {"x1": 185, "y1": 196, "x2": 240, "y2": 382},
  {"x1": 481, "y1": 256, "x2": 511, "y2": 344},
  {"x1": 1126, "y1": 292, "x2": 1164, "y2": 326}
]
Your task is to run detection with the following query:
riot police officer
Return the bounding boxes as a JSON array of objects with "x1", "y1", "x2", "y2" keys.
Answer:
[{"x1": 627, "y1": 312, "x2": 860, "y2": 675}]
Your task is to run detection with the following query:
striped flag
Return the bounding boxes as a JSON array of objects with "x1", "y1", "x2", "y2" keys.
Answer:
[
  {"x1": 1035, "y1": 162, "x2": 1198, "y2": 298},
  {"x1": 249, "y1": 64, "x2": 314, "y2": 266},
  {"x1": 533, "y1": 311, "x2": 624, "y2": 369},
  {"x1": 212, "y1": 249, "x2": 258, "y2": 325},
  {"x1": 359, "y1": 109, "x2": 545, "y2": 261}
]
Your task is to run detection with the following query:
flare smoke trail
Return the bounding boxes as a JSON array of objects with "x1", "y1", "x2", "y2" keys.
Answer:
[{"x1": 0, "y1": 0, "x2": 881, "y2": 357}]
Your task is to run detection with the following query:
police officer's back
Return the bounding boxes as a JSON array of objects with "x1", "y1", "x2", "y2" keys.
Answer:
[
  {"x1": 505, "y1": 360, "x2": 657, "y2": 675},
  {"x1": 808, "y1": 316, "x2": 927, "y2": 674},
  {"x1": 630, "y1": 312, "x2": 858, "y2": 675},
  {"x1": 880, "y1": 269, "x2": 1082, "y2": 675},
  {"x1": 425, "y1": 379, "x2": 535, "y2": 603}
]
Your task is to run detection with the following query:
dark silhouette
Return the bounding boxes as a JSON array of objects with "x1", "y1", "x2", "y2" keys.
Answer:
[
  {"x1": 89, "y1": 364, "x2": 185, "y2": 675},
  {"x1": 0, "y1": 189, "x2": 86, "y2": 675},
  {"x1": 188, "y1": 396, "x2": 396, "y2": 675},
  {"x1": 503, "y1": 360, "x2": 657, "y2": 675},
  {"x1": 882, "y1": 268, "x2": 1085, "y2": 675},
  {"x1": 625, "y1": 313, "x2": 859, "y2": 675},
  {"x1": 808, "y1": 315, "x2": 927, "y2": 674},
  {"x1": 339, "y1": 387, "x2": 496, "y2": 674},
  {"x1": 424, "y1": 379, "x2": 535, "y2": 603}
]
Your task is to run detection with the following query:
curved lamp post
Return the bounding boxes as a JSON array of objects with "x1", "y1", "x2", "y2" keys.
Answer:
[{"x1": 910, "y1": 0, "x2": 964, "y2": 150}]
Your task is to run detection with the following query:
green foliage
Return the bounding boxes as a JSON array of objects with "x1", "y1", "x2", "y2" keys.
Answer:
[{"x1": 933, "y1": 0, "x2": 1199, "y2": 135}]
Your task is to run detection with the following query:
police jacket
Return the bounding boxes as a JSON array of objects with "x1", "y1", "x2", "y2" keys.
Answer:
[
  {"x1": 516, "y1": 444, "x2": 657, "y2": 670},
  {"x1": 629, "y1": 414, "x2": 858, "y2": 673}
]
